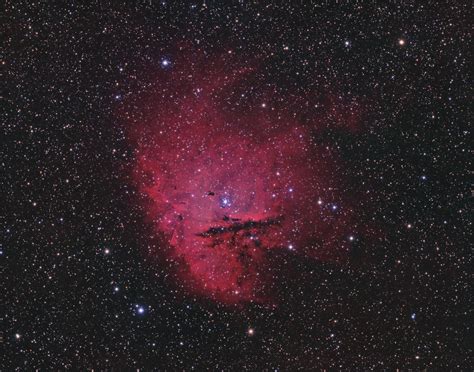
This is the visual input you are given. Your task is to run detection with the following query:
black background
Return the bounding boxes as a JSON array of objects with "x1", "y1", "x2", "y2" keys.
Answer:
[{"x1": 3, "y1": 1, "x2": 471, "y2": 370}]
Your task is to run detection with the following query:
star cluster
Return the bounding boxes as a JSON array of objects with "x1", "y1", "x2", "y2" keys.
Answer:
[{"x1": 3, "y1": 2, "x2": 471, "y2": 370}]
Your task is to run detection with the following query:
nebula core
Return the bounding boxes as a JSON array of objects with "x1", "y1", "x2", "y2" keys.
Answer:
[{"x1": 130, "y1": 54, "x2": 361, "y2": 304}]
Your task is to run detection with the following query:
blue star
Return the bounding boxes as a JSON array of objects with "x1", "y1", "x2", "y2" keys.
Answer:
[
  {"x1": 220, "y1": 195, "x2": 232, "y2": 208},
  {"x1": 161, "y1": 58, "x2": 171, "y2": 68},
  {"x1": 135, "y1": 304, "x2": 146, "y2": 315}
]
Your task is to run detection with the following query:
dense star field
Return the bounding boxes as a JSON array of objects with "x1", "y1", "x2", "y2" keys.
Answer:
[{"x1": 3, "y1": 2, "x2": 472, "y2": 370}]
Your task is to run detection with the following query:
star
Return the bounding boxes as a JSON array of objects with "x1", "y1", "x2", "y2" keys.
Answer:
[{"x1": 220, "y1": 195, "x2": 232, "y2": 208}]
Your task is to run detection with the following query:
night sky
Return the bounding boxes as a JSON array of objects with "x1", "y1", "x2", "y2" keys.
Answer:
[{"x1": 3, "y1": 2, "x2": 472, "y2": 370}]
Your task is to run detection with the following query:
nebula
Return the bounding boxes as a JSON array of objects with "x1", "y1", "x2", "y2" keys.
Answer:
[{"x1": 128, "y1": 52, "x2": 363, "y2": 305}]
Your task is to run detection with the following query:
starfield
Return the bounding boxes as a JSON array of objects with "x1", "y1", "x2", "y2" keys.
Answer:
[{"x1": 3, "y1": 2, "x2": 471, "y2": 370}]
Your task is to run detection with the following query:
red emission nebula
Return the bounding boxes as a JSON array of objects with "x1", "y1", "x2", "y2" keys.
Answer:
[{"x1": 127, "y1": 53, "x2": 369, "y2": 305}]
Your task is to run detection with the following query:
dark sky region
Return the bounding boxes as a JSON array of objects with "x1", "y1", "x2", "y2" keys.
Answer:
[{"x1": 2, "y1": 1, "x2": 472, "y2": 370}]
